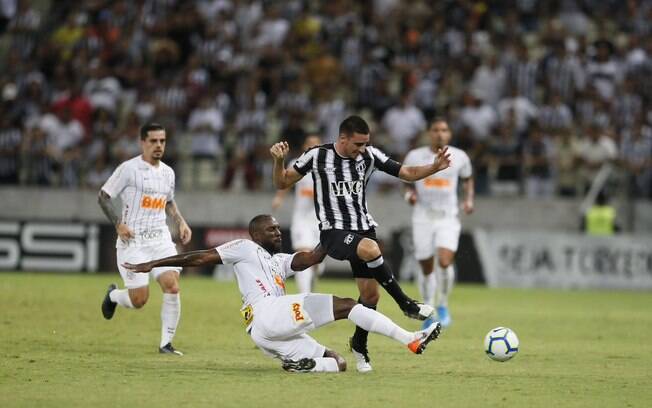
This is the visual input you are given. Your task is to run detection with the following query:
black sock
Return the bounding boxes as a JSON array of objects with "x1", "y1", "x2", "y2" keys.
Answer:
[
  {"x1": 351, "y1": 298, "x2": 376, "y2": 354},
  {"x1": 366, "y1": 256, "x2": 414, "y2": 309}
]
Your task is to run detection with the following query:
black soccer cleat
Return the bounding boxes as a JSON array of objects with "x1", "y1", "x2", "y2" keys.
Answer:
[
  {"x1": 101, "y1": 283, "x2": 118, "y2": 320},
  {"x1": 282, "y1": 358, "x2": 316, "y2": 373},
  {"x1": 159, "y1": 343, "x2": 183, "y2": 356},
  {"x1": 402, "y1": 300, "x2": 435, "y2": 321}
]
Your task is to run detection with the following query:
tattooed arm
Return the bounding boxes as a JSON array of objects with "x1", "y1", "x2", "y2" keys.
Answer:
[
  {"x1": 165, "y1": 200, "x2": 192, "y2": 245},
  {"x1": 98, "y1": 190, "x2": 134, "y2": 241}
]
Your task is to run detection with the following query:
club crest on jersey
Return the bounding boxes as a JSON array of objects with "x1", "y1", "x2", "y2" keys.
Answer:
[
  {"x1": 291, "y1": 302, "x2": 305, "y2": 322},
  {"x1": 355, "y1": 161, "x2": 366, "y2": 173},
  {"x1": 330, "y1": 180, "x2": 362, "y2": 196}
]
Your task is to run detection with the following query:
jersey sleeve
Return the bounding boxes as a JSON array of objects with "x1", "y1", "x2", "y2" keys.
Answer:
[
  {"x1": 101, "y1": 162, "x2": 130, "y2": 198},
  {"x1": 167, "y1": 168, "x2": 175, "y2": 201},
  {"x1": 460, "y1": 151, "x2": 473, "y2": 179},
  {"x1": 292, "y1": 147, "x2": 317, "y2": 175},
  {"x1": 216, "y1": 239, "x2": 253, "y2": 265},
  {"x1": 278, "y1": 253, "x2": 297, "y2": 279},
  {"x1": 369, "y1": 146, "x2": 402, "y2": 177}
]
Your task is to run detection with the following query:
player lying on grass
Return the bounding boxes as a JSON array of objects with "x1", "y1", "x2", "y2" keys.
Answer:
[{"x1": 123, "y1": 214, "x2": 441, "y2": 373}]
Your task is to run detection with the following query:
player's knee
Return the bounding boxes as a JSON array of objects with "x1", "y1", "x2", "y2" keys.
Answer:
[
  {"x1": 131, "y1": 295, "x2": 148, "y2": 308},
  {"x1": 438, "y1": 256, "x2": 454, "y2": 268},
  {"x1": 337, "y1": 358, "x2": 347, "y2": 372},
  {"x1": 357, "y1": 238, "x2": 380, "y2": 261},
  {"x1": 164, "y1": 284, "x2": 179, "y2": 294}
]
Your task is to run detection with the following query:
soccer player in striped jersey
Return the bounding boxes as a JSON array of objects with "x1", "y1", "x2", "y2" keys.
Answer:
[
  {"x1": 270, "y1": 115, "x2": 450, "y2": 372},
  {"x1": 98, "y1": 123, "x2": 192, "y2": 356}
]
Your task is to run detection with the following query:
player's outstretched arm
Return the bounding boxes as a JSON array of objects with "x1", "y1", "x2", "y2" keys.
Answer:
[
  {"x1": 462, "y1": 177, "x2": 475, "y2": 214},
  {"x1": 398, "y1": 146, "x2": 451, "y2": 182},
  {"x1": 290, "y1": 244, "x2": 327, "y2": 271},
  {"x1": 270, "y1": 141, "x2": 303, "y2": 189},
  {"x1": 98, "y1": 190, "x2": 134, "y2": 241},
  {"x1": 123, "y1": 248, "x2": 222, "y2": 272},
  {"x1": 166, "y1": 199, "x2": 192, "y2": 244}
]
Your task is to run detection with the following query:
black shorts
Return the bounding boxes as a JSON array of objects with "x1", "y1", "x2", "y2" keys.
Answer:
[{"x1": 320, "y1": 229, "x2": 377, "y2": 279}]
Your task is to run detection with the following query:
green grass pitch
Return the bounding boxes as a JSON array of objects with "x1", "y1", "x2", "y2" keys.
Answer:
[{"x1": 1, "y1": 272, "x2": 651, "y2": 408}]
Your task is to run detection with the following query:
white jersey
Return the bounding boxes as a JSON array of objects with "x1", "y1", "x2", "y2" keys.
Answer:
[
  {"x1": 291, "y1": 159, "x2": 319, "y2": 226},
  {"x1": 216, "y1": 239, "x2": 296, "y2": 307},
  {"x1": 404, "y1": 146, "x2": 472, "y2": 217},
  {"x1": 101, "y1": 155, "x2": 175, "y2": 248}
]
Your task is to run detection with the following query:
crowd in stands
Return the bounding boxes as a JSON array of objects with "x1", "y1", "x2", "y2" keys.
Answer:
[{"x1": 0, "y1": 0, "x2": 651, "y2": 199}]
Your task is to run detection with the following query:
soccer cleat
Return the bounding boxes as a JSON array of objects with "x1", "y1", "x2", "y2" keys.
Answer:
[
  {"x1": 159, "y1": 343, "x2": 183, "y2": 356},
  {"x1": 101, "y1": 283, "x2": 118, "y2": 320},
  {"x1": 403, "y1": 301, "x2": 434, "y2": 321},
  {"x1": 421, "y1": 315, "x2": 436, "y2": 330},
  {"x1": 437, "y1": 306, "x2": 452, "y2": 327},
  {"x1": 348, "y1": 337, "x2": 372, "y2": 373},
  {"x1": 282, "y1": 358, "x2": 316, "y2": 373},
  {"x1": 408, "y1": 321, "x2": 442, "y2": 354}
]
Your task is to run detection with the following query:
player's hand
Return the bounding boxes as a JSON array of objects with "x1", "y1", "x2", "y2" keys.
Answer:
[
  {"x1": 179, "y1": 222, "x2": 192, "y2": 245},
  {"x1": 433, "y1": 147, "x2": 451, "y2": 172},
  {"x1": 270, "y1": 141, "x2": 290, "y2": 161},
  {"x1": 116, "y1": 223, "x2": 135, "y2": 242},
  {"x1": 404, "y1": 190, "x2": 417, "y2": 206},
  {"x1": 463, "y1": 199, "x2": 474, "y2": 214},
  {"x1": 122, "y1": 262, "x2": 153, "y2": 273}
]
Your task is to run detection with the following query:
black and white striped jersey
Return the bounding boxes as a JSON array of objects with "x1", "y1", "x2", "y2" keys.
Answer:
[{"x1": 293, "y1": 144, "x2": 401, "y2": 231}]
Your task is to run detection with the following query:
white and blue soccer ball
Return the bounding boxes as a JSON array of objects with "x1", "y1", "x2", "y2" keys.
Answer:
[{"x1": 484, "y1": 327, "x2": 519, "y2": 362}]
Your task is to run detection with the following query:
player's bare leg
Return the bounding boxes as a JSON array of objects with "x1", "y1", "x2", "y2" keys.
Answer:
[
  {"x1": 157, "y1": 270, "x2": 182, "y2": 355},
  {"x1": 434, "y1": 248, "x2": 455, "y2": 327}
]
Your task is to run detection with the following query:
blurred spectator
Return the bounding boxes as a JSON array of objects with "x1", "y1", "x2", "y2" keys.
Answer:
[
  {"x1": 498, "y1": 87, "x2": 538, "y2": 136},
  {"x1": 380, "y1": 91, "x2": 426, "y2": 157},
  {"x1": 84, "y1": 145, "x2": 112, "y2": 190},
  {"x1": 619, "y1": 119, "x2": 652, "y2": 198},
  {"x1": 459, "y1": 91, "x2": 498, "y2": 142},
  {"x1": 522, "y1": 126, "x2": 555, "y2": 198},
  {"x1": 554, "y1": 127, "x2": 581, "y2": 197},
  {"x1": 0, "y1": 109, "x2": 22, "y2": 184},
  {"x1": 489, "y1": 119, "x2": 522, "y2": 196},
  {"x1": 469, "y1": 52, "x2": 506, "y2": 108},
  {"x1": 575, "y1": 123, "x2": 618, "y2": 193}
]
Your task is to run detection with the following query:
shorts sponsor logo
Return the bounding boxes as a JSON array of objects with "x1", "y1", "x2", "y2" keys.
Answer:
[
  {"x1": 240, "y1": 304, "x2": 254, "y2": 326},
  {"x1": 344, "y1": 234, "x2": 354, "y2": 245},
  {"x1": 292, "y1": 302, "x2": 305, "y2": 322},
  {"x1": 141, "y1": 195, "x2": 166, "y2": 210}
]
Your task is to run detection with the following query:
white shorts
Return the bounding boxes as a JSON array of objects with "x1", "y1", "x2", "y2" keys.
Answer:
[
  {"x1": 412, "y1": 215, "x2": 461, "y2": 260},
  {"x1": 249, "y1": 293, "x2": 333, "y2": 361},
  {"x1": 290, "y1": 221, "x2": 320, "y2": 250},
  {"x1": 116, "y1": 240, "x2": 181, "y2": 289}
]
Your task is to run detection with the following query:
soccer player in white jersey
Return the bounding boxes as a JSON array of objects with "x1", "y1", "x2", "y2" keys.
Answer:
[
  {"x1": 272, "y1": 135, "x2": 324, "y2": 293},
  {"x1": 123, "y1": 215, "x2": 441, "y2": 373},
  {"x1": 98, "y1": 123, "x2": 192, "y2": 355},
  {"x1": 403, "y1": 118, "x2": 474, "y2": 328}
]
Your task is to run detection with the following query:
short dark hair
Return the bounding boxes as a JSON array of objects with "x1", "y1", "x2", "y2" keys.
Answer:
[
  {"x1": 248, "y1": 214, "x2": 272, "y2": 237},
  {"x1": 429, "y1": 117, "x2": 448, "y2": 127},
  {"x1": 339, "y1": 115, "x2": 369, "y2": 137},
  {"x1": 140, "y1": 123, "x2": 166, "y2": 140}
]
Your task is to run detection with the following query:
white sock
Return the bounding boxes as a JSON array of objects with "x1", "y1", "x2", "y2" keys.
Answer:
[
  {"x1": 422, "y1": 272, "x2": 436, "y2": 306},
  {"x1": 160, "y1": 293, "x2": 180, "y2": 348},
  {"x1": 295, "y1": 265, "x2": 314, "y2": 293},
  {"x1": 348, "y1": 304, "x2": 413, "y2": 345},
  {"x1": 312, "y1": 357, "x2": 340, "y2": 372},
  {"x1": 109, "y1": 288, "x2": 134, "y2": 308},
  {"x1": 435, "y1": 265, "x2": 455, "y2": 307}
]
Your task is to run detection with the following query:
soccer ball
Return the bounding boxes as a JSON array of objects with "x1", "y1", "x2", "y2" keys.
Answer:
[{"x1": 484, "y1": 327, "x2": 519, "y2": 362}]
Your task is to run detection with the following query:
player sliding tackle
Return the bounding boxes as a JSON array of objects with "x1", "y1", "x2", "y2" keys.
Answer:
[{"x1": 124, "y1": 214, "x2": 441, "y2": 373}]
